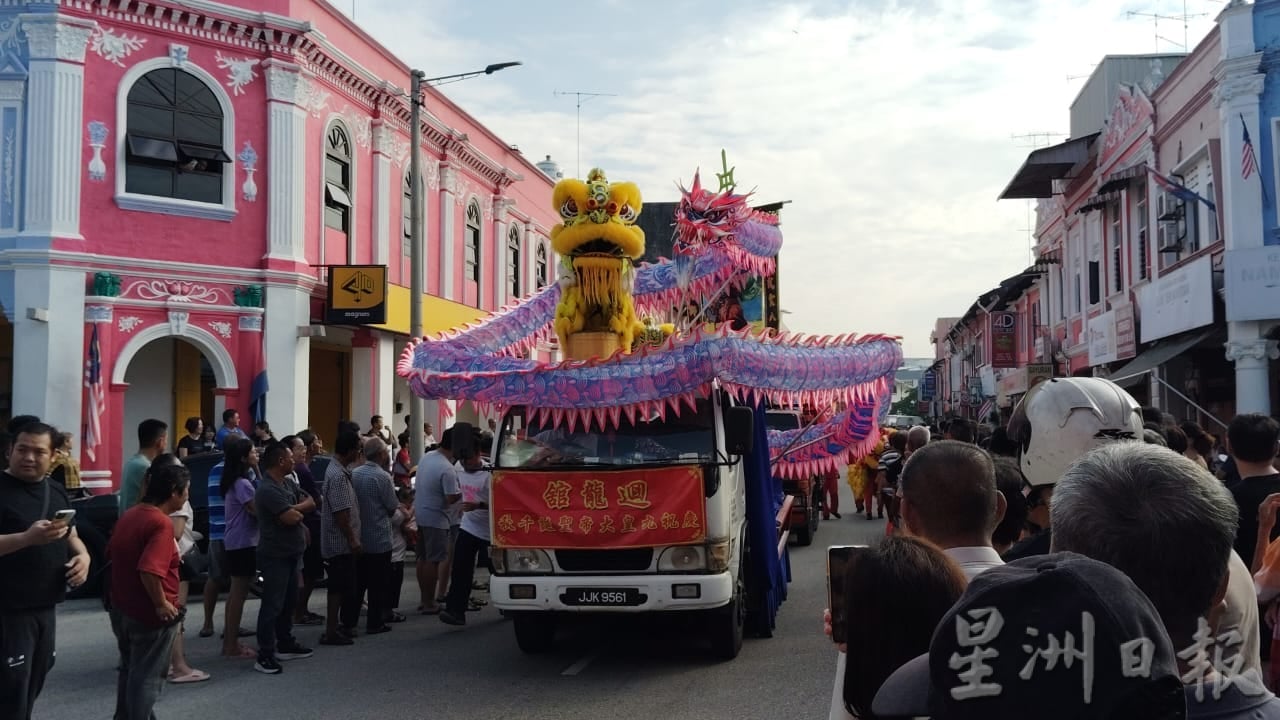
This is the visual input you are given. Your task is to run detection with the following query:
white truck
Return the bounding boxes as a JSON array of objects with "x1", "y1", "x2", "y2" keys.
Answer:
[{"x1": 487, "y1": 388, "x2": 775, "y2": 659}]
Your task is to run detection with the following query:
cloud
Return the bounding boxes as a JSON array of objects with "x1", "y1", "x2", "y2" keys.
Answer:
[{"x1": 345, "y1": 0, "x2": 1221, "y2": 356}]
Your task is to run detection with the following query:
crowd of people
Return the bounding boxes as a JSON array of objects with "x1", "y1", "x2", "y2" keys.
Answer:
[
  {"x1": 0, "y1": 409, "x2": 496, "y2": 720},
  {"x1": 828, "y1": 376, "x2": 1280, "y2": 719}
]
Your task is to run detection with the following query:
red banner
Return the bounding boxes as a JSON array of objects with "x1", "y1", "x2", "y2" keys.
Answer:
[{"x1": 490, "y1": 467, "x2": 707, "y2": 549}]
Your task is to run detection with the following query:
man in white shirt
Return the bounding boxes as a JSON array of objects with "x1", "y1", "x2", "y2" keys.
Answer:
[
  {"x1": 898, "y1": 440, "x2": 1006, "y2": 580},
  {"x1": 439, "y1": 453, "x2": 491, "y2": 627}
]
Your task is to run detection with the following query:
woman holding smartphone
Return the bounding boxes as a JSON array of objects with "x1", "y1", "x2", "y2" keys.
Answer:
[{"x1": 827, "y1": 537, "x2": 965, "y2": 720}]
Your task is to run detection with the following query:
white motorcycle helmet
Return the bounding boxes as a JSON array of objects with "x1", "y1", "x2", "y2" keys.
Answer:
[{"x1": 1007, "y1": 376, "x2": 1144, "y2": 488}]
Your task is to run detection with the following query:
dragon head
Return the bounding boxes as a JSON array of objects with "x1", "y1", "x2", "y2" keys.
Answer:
[
  {"x1": 549, "y1": 168, "x2": 645, "y2": 261},
  {"x1": 673, "y1": 170, "x2": 751, "y2": 257}
]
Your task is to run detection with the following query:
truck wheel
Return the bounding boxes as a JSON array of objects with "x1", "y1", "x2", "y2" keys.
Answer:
[
  {"x1": 711, "y1": 566, "x2": 745, "y2": 660},
  {"x1": 513, "y1": 612, "x2": 557, "y2": 654},
  {"x1": 67, "y1": 522, "x2": 107, "y2": 599}
]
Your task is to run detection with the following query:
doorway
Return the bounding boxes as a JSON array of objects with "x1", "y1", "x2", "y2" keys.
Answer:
[{"x1": 309, "y1": 346, "x2": 351, "y2": 440}]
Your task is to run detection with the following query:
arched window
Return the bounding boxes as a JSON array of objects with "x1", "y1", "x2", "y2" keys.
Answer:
[
  {"x1": 124, "y1": 68, "x2": 230, "y2": 203},
  {"x1": 507, "y1": 225, "x2": 522, "y2": 298},
  {"x1": 324, "y1": 124, "x2": 352, "y2": 234},
  {"x1": 535, "y1": 244, "x2": 548, "y2": 289},
  {"x1": 464, "y1": 201, "x2": 482, "y2": 292},
  {"x1": 401, "y1": 171, "x2": 413, "y2": 256}
]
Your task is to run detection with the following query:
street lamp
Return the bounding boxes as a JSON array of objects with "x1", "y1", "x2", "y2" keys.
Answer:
[{"x1": 407, "y1": 61, "x2": 521, "y2": 462}]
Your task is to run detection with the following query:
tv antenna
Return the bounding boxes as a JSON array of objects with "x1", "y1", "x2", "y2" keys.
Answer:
[
  {"x1": 1126, "y1": 1, "x2": 1208, "y2": 53},
  {"x1": 553, "y1": 90, "x2": 617, "y2": 177}
]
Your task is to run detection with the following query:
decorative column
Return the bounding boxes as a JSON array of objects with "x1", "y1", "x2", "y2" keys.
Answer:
[
  {"x1": 524, "y1": 222, "x2": 536, "y2": 295},
  {"x1": 438, "y1": 163, "x2": 457, "y2": 300},
  {"x1": 370, "y1": 121, "x2": 395, "y2": 266},
  {"x1": 263, "y1": 60, "x2": 309, "y2": 263},
  {"x1": 492, "y1": 196, "x2": 513, "y2": 308},
  {"x1": 1215, "y1": 0, "x2": 1271, "y2": 414},
  {"x1": 19, "y1": 13, "x2": 94, "y2": 240},
  {"x1": 0, "y1": 79, "x2": 26, "y2": 236}
]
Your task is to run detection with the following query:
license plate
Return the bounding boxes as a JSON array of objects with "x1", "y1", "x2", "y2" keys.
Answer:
[{"x1": 560, "y1": 587, "x2": 646, "y2": 606}]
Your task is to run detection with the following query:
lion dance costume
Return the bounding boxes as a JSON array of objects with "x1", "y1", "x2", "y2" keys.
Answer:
[{"x1": 550, "y1": 168, "x2": 647, "y2": 353}]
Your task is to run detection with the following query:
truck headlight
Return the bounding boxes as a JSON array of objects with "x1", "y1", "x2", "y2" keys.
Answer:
[
  {"x1": 706, "y1": 541, "x2": 731, "y2": 573},
  {"x1": 505, "y1": 549, "x2": 552, "y2": 574},
  {"x1": 489, "y1": 548, "x2": 506, "y2": 574},
  {"x1": 658, "y1": 545, "x2": 706, "y2": 572}
]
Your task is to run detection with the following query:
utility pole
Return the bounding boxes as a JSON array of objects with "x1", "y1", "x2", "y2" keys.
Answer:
[
  {"x1": 408, "y1": 69, "x2": 426, "y2": 463},
  {"x1": 407, "y1": 61, "x2": 520, "y2": 463},
  {"x1": 554, "y1": 90, "x2": 617, "y2": 177}
]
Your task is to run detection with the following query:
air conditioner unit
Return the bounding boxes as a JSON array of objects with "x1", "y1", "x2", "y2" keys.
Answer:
[{"x1": 1157, "y1": 222, "x2": 1183, "y2": 253}]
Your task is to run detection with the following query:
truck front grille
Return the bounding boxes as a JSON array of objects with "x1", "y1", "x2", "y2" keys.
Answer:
[{"x1": 554, "y1": 548, "x2": 654, "y2": 572}]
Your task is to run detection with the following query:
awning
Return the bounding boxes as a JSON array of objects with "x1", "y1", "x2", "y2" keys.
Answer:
[
  {"x1": 999, "y1": 133, "x2": 1100, "y2": 200},
  {"x1": 1076, "y1": 191, "x2": 1121, "y2": 214},
  {"x1": 1096, "y1": 163, "x2": 1147, "y2": 195},
  {"x1": 1109, "y1": 326, "x2": 1223, "y2": 388}
]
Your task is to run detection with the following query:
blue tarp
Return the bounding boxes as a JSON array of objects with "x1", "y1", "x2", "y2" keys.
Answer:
[{"x1": 743, "y1": 401, "x2": 790, "y2": 632}]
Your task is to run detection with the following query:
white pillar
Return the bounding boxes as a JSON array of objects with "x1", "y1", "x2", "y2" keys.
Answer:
[
  {"x1": 371, "y1": 122, "x2": 393, "y2": 266},
  {"x1": 375, "y1": 334, "x2": 395, "y2": 422},
  {"x1": 351, "y1": 340, "x2": 374, "y2": 423},
  {"x1": 263, "y1": 60, "x2": 310, "y2": 262},
  {"x1": 262, "y1": 283, "x2": 311, "y2": 433},
  {"x1": 19, "y1": 14, "x2": 94, "y2": 241},
  {"x1": 1215, "y1": 0, "x2": 1271, "y2": 415},
  {"x1": 13, "y1": 266, "x2": 85, "y2": 432},
  {"x1": 439, "y1": 163, "x2": 457, "y2": 300},
  {"x1": 492, "y1": 196, "x2": 509, "y2": 308}
]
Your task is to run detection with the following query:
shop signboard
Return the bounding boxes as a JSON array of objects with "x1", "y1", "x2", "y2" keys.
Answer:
[
  {"x1": 1088, "y1": 310, "x2": 1117, "y2": 366},
  {"x1": 920, "y1": 370, "x2": 937, "y2": 401},
  {"x1": 1114, "y1": 303, "x2": 1137, "y2": 360},
  {"x1": 1224, "y1": 246, "x2": 1280, "y2": 323},
  {"x1": 325, "y1": 265, "x2": 388, "y2": 325},
  {"x1": 1138, "y1": 255, "x2": 1213, "y2": 342},
  {"x1": 1027, "y1": 363, "x2": 1054, "y2": 389},
  {"x1": 990, "y1": 311, "x2": 1018, "y2": 368}
]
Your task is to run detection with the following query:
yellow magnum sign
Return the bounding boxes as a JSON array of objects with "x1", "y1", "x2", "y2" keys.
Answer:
[{"x1": 325, "y1": 265, "x2": 387, "y2": 324}]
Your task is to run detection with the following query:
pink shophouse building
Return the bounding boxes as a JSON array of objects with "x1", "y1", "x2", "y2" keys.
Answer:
[{"x1": 1, "y1": 0, "x2": 561, "y2": 489}]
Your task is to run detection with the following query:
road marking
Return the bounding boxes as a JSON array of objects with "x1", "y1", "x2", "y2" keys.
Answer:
[{"x1": 561, "y1": 652, "x2": 598, "y2": 676}]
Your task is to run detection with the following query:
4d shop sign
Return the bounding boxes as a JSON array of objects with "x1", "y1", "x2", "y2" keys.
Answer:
[{"x1": 989, "y1": 311, "x2": 1018, "y2": 369}]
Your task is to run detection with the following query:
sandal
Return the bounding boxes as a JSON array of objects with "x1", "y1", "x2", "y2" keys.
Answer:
[
  {"x1": 221, "y1": 644, "x2": 257, "y2": 659},
  {"x1": 168, "y1": 669, "x2": 211, "y2": 684},
  {"x1": 419, "y1": 606, "x2": 441, "y2": 616}
]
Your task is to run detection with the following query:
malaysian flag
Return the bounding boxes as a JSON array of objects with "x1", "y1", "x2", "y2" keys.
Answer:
[
  {"x1": 1242, "y1": 114, "x2": 1259, "y2": 181},
  {"x1": 83, "y1": 324, "x2": 104, "y2": 462},
  {"x1": 1146, "y1": 166, "x2": 1216, "y2": 210}
]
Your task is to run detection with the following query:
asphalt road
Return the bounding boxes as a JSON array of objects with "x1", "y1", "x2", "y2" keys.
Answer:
[{"x1": 36, "y1": 480, "x2": 887, "y2": 720}]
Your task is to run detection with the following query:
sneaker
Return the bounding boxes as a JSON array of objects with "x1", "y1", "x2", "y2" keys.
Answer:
[
  {"x1": 254, "y1": 656, "x2": 283, "y2": 675},
  {"x1": 439, "y1": 610, "x2": 466, "y2": 626},
  {"x1": 833, "y1": 512, "x2": 842, "y2": 519},
  {"x1": 276, "y1": 643, "x2": 314, "y2": 661}
]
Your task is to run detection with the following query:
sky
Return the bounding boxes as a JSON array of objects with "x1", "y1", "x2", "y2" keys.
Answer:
[{"x1": 339, "y1": 0, "x2": 1224, "y2": 356}]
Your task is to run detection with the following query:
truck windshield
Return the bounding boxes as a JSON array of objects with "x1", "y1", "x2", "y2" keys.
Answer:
[{"x1": 497, "y1": 400, "x2": 715, "y2": 469}]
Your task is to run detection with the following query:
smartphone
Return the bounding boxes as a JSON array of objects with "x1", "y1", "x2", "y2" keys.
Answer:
[
  {"x1": 52, "y1": 509, "x2": 76, "y2": 524},
  {"x1": 827, "y1": 545, "x2": 866, "y2": 645}
]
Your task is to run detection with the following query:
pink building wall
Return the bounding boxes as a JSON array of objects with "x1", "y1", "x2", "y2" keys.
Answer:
[{"x1": 46, "y1": 0, "x2": 561, "y2": 483}]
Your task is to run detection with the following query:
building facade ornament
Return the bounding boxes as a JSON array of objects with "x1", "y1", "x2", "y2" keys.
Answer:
[
  {"x1": 87, "y1": 26, "x2": 144, "y2": 67},
  {"x1": 1224, "y1": 339, "x2": 1280, "y2": 363},
  {"x1": 238, "y1": 315, "x2": 263, "y2": 332},
  {"x1": 167, "y1": 310, "x2": 190, "y2": 336},
  {"x1": 215, "y1": 51, "x2": 260, "y2": 96},
  {"x1": 1212, "y1": 73, "x2": 1266, "y2": 108},
  {"x1": 208, "y1": 320, "x2": 232, "y2": 339},
  {"x1": 20, "y1": 15, "x2": 96, "y2": 62},
  {"x1": 125, "y1": 279, "x2": 225, "y2": 305},
  {"x1": 85, "y1": 305, "x2": 113, "y2": 323},
  {"x1": 117, "y1": 315, "x2": 142, "y2": 333},
  {"x1": 264, "y1": 61, "x2": 310, "y2": 105}
]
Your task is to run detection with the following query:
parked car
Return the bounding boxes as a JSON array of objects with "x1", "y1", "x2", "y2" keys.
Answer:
[{"x1": 883, "y1": 414, "x2": 925, "y2": 430}]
